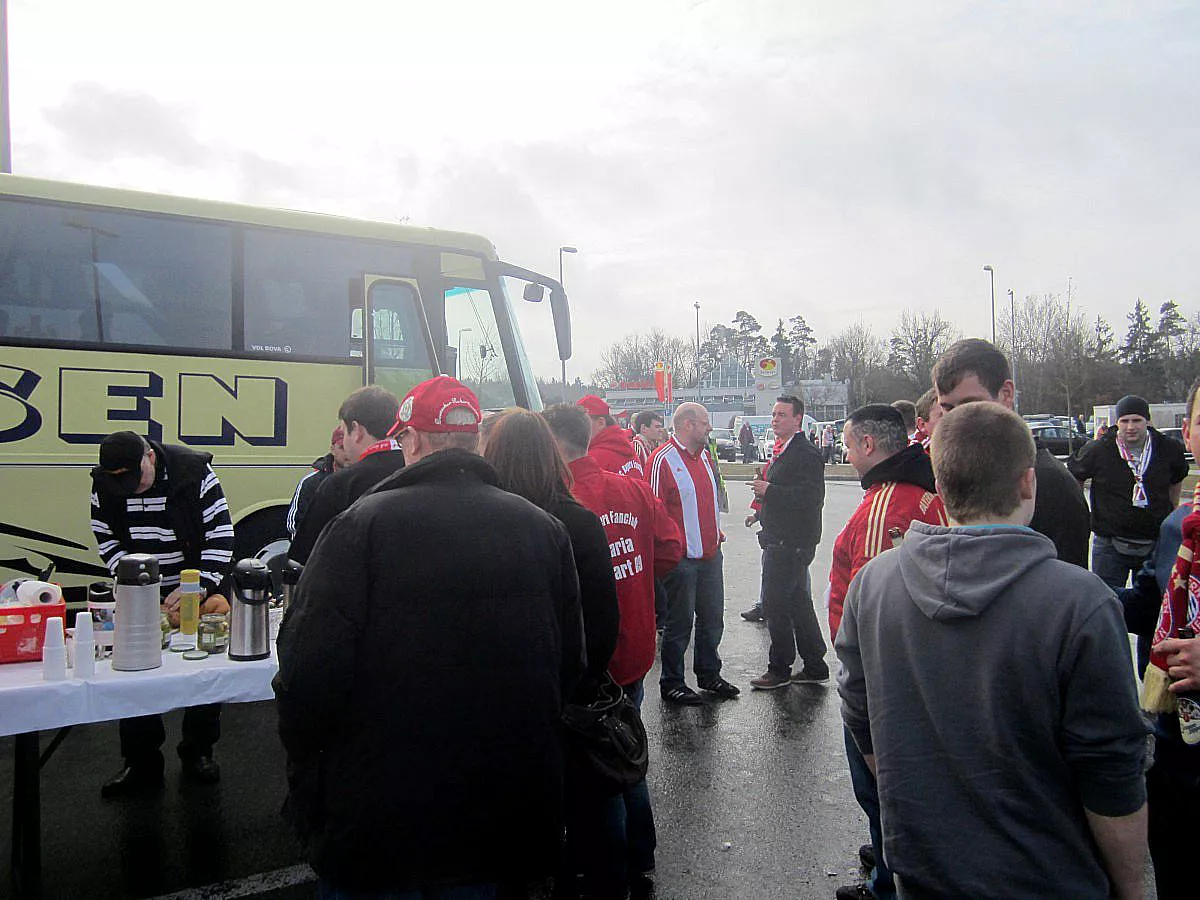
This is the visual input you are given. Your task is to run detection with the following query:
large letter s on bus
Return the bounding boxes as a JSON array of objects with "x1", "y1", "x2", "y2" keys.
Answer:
[{"x1": 0, "y1": 366, "x2": 42, "y2": 443}]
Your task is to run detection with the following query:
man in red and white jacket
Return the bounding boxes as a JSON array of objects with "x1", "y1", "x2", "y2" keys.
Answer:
[
  {"x1": 828, "y1": 403, "x2": 946, "y2": 900},
  {"x1": 544, "y1": 403, "x2": 683, "y2": 896},
  {"x1": 630, "y1": 410, "x2": 667, "y2": 470},
  {"x1": 579, "y1": 395, "x2": 644, "y2": 477},
  {"x1": 647, "y1": 402, "x2": 740, "y2": 705}
]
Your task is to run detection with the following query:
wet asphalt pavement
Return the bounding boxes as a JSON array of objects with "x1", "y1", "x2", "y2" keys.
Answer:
[{"x1": 1, "y1": 482, "x2": 886, "y2": 900}]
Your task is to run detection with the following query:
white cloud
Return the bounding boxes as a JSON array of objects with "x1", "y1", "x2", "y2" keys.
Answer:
[{"x1": 7, "y1": 0, "x2": 1200, "y2": 382}]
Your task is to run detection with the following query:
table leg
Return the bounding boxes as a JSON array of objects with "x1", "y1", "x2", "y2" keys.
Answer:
[{"x1": 11, "y1": 731, "x2": 41, "y2": 899}]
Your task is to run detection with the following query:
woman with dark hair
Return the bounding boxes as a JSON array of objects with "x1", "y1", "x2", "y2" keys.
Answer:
[
  {"x1": 484, "y1": 410, "x2": 623, "y2": 899},
  {"x1": 483, "y1": 410, "x2": 619, "y2": 689}
]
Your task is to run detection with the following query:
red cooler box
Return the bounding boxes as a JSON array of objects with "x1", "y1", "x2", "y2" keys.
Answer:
[{"x1": 0, "y1": 601, "x2": 68, "y2": 663}]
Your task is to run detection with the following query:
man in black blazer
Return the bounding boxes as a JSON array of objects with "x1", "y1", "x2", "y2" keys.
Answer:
[{"x1": 748, "y1": 394, "x2": 828, "y2": 689}]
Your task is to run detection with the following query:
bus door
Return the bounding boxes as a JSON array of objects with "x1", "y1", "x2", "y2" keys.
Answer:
[{"x1": 352, "y1": 276, "x2": 440, "y2": 398}]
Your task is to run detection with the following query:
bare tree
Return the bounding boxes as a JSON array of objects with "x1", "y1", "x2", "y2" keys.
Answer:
[
  {"x1": 888, "y1": 309, "x2": 960, "y2": 392},
  {"x1": 592, "y1": 328, "x2": 694, "y2": 388},
  {"x1": 824, "y1": 321, "x2": 886, "y2": 406}
]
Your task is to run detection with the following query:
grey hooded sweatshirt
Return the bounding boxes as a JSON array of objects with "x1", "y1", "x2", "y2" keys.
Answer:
[{"x1": 836, "y1": 522, "x2": 1147, "y2": 899}]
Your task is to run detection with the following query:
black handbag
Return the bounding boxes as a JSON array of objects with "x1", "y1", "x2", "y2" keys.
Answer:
[{"x1": 561, "y1": 674, "x2": 649, "y2": 796}]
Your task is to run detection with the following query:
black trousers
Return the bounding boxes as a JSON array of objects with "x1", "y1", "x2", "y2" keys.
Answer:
[
  {"x1": 119, "y1": 703, "x2": 222, "y2": 765},
  {"x1": 761, "y1": 543, "x2": 827, "y2": 675},
  {"x1": 1146, "y1": 736, "x2": 1200, "y2": 895}
]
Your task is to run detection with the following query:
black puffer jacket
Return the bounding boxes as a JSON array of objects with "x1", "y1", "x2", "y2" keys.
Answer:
[{"x1": 275, "y1": 449, "x2": 584, "y2": 891}]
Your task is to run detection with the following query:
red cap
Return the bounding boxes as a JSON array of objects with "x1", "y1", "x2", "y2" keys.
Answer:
[
  {"x1": 391, "y1": 376, "x2": 482, "y2": 435},
  {"x1": 577, "y1": 395, "x2": 610, "y2": 417}
]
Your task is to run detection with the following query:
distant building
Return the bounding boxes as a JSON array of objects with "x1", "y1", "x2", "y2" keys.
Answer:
[{"x1": 603, "y1": 361, "x2": 848, "y2": 429}]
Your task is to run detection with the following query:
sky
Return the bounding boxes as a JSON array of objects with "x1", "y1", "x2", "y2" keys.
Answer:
[{"x1": 6, "y1": 0, "x2": 1199, "y2": 381}]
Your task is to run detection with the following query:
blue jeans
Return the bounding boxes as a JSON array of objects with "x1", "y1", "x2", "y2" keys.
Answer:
[
  {"x1": 1091, "y1": 535, "x2": 1153, "y2": 592},
  {"x1": 761, "y1": 544, "x2": 827, "y2": 675},
  {"x1": 318, "y1": 881, "x2": 496, "y2": 900},
  {"x1": 844, "y1": 728, "x2": 895, "y2": 899},
  {"x1": 660, "y1": 553, "x2": 725, "y2": 689}
]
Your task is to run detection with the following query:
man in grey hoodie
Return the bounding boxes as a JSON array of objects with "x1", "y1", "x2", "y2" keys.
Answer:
[{"x1": 836, "y1": 402, "x2": 1148, "y2": 899}]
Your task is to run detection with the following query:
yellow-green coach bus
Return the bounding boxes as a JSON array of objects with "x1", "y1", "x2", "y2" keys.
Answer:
[{"x1": 0, "y1": 174, "x2": 571, "y2": 594}]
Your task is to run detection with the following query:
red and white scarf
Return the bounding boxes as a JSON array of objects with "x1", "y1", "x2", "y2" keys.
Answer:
[
  {"x1": 1116, "y1": 434, "x2": 1153, "y2": 509},
  {"x1": 1142, "y1": 481, "x2": 1200, "y2": 713},
  {"x1": 359, "y1": 438, "x2": 401, "y2": 461}
]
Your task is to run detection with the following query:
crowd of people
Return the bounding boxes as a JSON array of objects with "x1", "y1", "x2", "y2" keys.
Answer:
[{"x1": 83, "y1": 336, "x2": 1199, "y2": 899}]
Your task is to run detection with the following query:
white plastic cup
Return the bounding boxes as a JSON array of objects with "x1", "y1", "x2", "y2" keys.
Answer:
[
  {"x1": 74, "y1": 611, "x2": 96, "y2": 678},
  {"x1": 42, "y1": 616, "x2": 67, "y2": 681}
]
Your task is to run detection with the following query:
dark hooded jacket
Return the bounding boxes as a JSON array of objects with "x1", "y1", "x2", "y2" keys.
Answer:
[
  {"x1": 836, "y1": 522, "x2": 1147, "y2": 898},
  {"x1": 274, "y1": 449, "x2": 585, "y2": 891}
]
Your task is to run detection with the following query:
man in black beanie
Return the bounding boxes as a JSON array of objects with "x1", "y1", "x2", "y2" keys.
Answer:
[{"x1": 1069, "y1": 395, "x2": 1189, "y2": 600}]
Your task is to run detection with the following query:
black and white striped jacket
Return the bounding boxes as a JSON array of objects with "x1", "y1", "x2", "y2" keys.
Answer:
[{"x1": 91, "y1": 441, "x2": 236, "y2": 596}]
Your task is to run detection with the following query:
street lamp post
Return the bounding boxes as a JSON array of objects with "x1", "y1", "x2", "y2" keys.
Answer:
[
  {"x1": 1007, "y1": 289, "x2": 1017, "y2": 413},
  {"x1": 456, "y1": 327, "x2": 472, "y2": 378},
  {"x1": 693, "y1": 301, "x2": 701, "y2": 395},
  {"x1": 558, "y1": 246, "x2": 577, "y2": 401},
  {"x1": 982, "y1": 265, "x2": 996, "y2": 344}
]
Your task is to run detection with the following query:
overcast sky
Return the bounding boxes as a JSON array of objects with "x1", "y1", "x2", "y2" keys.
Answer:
[{"x1": 7, "y1": 0, "x2": 1199, "y2": 380}]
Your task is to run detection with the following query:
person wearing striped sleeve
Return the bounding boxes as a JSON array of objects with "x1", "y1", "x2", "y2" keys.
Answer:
[
  {"x1": 826, "y1": 405, "x2": 946, "y2": 900},
  {"x1": 90, "y1": 431, "x2": 236, "y2": 797}
]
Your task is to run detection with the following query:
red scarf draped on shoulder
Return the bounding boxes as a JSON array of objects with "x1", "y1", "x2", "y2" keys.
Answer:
[{"x1": 1142, "y1": 482, "x2": 1200, "y2": 713}]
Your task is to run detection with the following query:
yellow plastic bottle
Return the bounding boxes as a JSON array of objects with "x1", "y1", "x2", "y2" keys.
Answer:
[{"x1": 178, "y1": 569, "x2": 203, "y2": 640}]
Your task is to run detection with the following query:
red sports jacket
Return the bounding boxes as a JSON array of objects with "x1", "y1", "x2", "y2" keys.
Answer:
[
  {"x1": 568, "y1": 455, "x2": 683, "y2": 685},
  {"x1": 828, "y1": 447, "x2": 947, "y2": 640}
]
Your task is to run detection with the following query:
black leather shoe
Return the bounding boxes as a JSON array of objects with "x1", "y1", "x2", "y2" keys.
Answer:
[
  {"x1": 100, "y1": 763, "x2": 164, "y2": 799},
  {"x1": 181, "y1": 755, "x2": 220, "y2": 785},
  {"x1": 698, "y1": 677, "x2": 741, "y2": 699},
  {"x1": 740, "y1": 604, "x2": 765, "y2": 622}
]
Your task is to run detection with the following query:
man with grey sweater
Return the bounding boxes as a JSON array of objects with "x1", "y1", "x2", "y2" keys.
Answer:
[{"x1": 836, "y1": 402, "x2": 1148, "y2": 899}]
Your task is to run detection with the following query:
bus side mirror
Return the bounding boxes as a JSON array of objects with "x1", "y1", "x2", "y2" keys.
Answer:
[
  {"x1": 523, "y1": 283, "x2": 545, "y2": 302},
  {"x1": 550, "y1": 287, "x2": 571, "y2": 361}
]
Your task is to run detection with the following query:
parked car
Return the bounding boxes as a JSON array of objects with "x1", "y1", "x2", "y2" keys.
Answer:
[
  {"x1": 1028, "y1": 423, "x2": 1086, "y2": 458},
  {"x1": 710, "y1": 427, "x2": 738, "y2": 461},
  {"x1": 1159, "y1": 427, "x2": 1193, "y2": 462}
]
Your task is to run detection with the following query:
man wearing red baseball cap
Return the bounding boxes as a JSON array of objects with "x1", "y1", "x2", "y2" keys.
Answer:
[
  {"x1": 277, "y1": 375, "x2": 585, "y2": 897},
  {"x1": 578, "y1": 394, "x2": 643, "y2": 477}
]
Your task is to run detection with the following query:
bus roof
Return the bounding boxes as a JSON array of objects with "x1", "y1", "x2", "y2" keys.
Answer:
[{"x1": 0, "y1": 173, "x2": 499, "y2": 258}]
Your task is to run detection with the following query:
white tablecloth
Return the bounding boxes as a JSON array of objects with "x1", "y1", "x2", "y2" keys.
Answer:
[{"x1": 0, "y1": 645, "x2": 278, "y2": 736}]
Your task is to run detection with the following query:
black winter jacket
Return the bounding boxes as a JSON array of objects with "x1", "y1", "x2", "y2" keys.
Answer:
[
  {"x1": 288, "y1": 449, "x2": 406, "y2": 564},
  {"x1": 759, "y1": 432, "x2": 825, "y2": 551},
  {"x1": 549, "y1": 494, "x2": 620, "y2": 692},
  {"x1": 274, "y1": 449, "x2": 584, "y2": 892}
]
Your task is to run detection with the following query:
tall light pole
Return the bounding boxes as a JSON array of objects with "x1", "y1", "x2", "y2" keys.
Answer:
[
  {"x1": 456, "y1": 327, "x2": 472, "y2": 378},
  {"x1": 693, "y1": 301, "x2": 701, "y2": 396},
  {"x1": 558, "y1": 246, "x2": 577, "y2": 401},
  {"x1": 1007, "y1": 288, "x2": 1017, "y2": 413},
  {"x1": 982, "y1": 265, "x2": 995, "y2": 343}
]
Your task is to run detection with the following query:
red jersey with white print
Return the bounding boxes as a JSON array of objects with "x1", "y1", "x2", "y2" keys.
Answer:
[
  {"x1": 568, "y1": 455, "x2": 683, "y2": 685},
  {"x1": 647, "y1": 435, "x2": 722, "y2": 560}
]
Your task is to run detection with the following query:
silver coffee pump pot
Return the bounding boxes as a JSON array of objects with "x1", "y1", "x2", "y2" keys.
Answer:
[
  {"x1": 229, "y1": 558, "x2": 272, "y2": 661},
  {"x1": 112, "y1": 554, "x2": 163, "y2": 672}
]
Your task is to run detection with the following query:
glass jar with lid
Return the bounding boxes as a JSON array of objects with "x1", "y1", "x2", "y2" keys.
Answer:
[{"x1": 198, "y1": 613, "x2": 229, "y2": 654}]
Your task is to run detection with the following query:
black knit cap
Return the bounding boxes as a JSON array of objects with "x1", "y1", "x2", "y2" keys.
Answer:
[{"x1": 1115, "y1": 395, "x2": 1151, "y2": 421}]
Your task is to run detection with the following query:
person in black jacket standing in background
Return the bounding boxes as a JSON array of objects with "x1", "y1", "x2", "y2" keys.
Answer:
[
  {"x1": 275, "y1": 376, "x2": 584, "y2": 897},
  {"x1": 748, "y1": 394, "x2": 828, "y2": 689},
  {"x1": 288, "y1": 385, "x2": 402, "y2": 565}
]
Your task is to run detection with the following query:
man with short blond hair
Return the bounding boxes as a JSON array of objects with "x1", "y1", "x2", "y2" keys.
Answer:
[
  {"x1": 648, "y1": 402, "x2": 738, "y2": 704},
  {"x1": 837, "y1": 402, "x2": 1148, "y2": 899}
]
